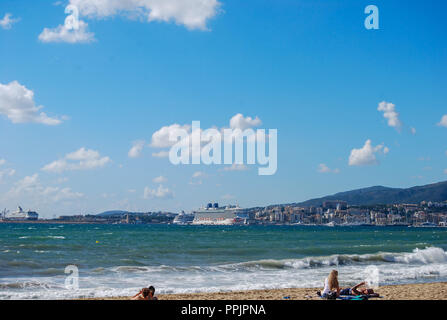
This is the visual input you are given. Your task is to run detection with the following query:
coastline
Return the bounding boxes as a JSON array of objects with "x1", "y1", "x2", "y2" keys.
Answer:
[{"x1": 82, "y1": 282, "x2": 447, "y2": 300}]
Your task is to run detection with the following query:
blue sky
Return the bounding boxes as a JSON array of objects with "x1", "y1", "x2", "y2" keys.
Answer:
[{"x1": 0, "y1": 0, "x2": 446, "y2": 217}]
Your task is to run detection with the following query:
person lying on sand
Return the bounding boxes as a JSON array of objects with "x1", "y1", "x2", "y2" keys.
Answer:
[
  {"x1": 318, "y1": 272, "x2": 380, "y2": 299},
  {"x1": 340, "y1": 282, "x2": 380, "y2": 297},
  {"x1": 132, "y1": 286, "x2": 158, "y2": 300}
]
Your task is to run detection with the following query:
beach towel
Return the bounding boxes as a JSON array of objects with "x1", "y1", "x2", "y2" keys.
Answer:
[{"x1": 337, "y1": 295, "x2": 368, "y2": 300}]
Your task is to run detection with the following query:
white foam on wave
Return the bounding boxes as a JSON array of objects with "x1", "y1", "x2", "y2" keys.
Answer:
[
  {"x1": 1, "y1": 247, "x2": 447, "y2": 300},
  {"x1": 47, "y1": 236, "x2": 65, "y2": 239}
]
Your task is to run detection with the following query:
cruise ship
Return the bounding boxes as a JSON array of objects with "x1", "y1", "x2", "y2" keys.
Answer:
[
  {"x1": 192, "y1": 203, "x2": 246, "y2": 225},
  {"x1": 2, "y1": 206, "x2": 39, "y2": 221}
]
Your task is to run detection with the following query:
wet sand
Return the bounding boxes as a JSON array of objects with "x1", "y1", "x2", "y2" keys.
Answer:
[{"x1": 85, "y1": 282, "x2": 447, "y2": 300}]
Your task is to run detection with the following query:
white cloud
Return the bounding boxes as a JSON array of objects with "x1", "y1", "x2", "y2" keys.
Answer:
[
  {"x1": 150, "y1": 124, "x2": 191, "y2": 148},
  {"x1": 55, "y1": 177, "x2": 69, "y2": 184},
  {"x1": 192, "y1": 171, "x2": 206, "y2": 178},
  {"x1": 189, "y1": 179, "x2": 202, "y2": 186},
  {"x1": 410, "y1": 127, "x2": 416, "y2": 135},
  {"x1": 152, "y1": 150, "x2": 170, "y2": 158},
  {"x1": 5, "y1": 173, "x2": 83, "y2": 202},
  {"x1": 317, "y1": 163, "x2": 340, "y2": 174},
  {"x1": 221, "y1": 194, "x2": 234, "y2": 200},
  {"x1": 153, "y1": 175, "x2": 167, "y2": 183},
  {"x1": 143, "y1": 185, "x2": 173, "y2": 199},
  {"x1": 438, "y1": 115, "x2": 447, "y2": 128},
  {"x1": 150, "y1": 113, "x2": 263, "y2": 158},
  {"x1": 39, "y1": 18, "x2": 95, "y2": 43},
  {"x1": 0, "y1": 13, "x2": 20, "y2": 30},
  {"x1": 189, "y1": 171, "x2": 207, "y2": 185},
  {"x1": 128, "y1": 140, "x2": 145, "y2": 158},
  {"x1": 377, "y1": 101, "x2": 402, "y2": 130},
  {"x1": 0, "y1": 168, "x2": 15, "y2": 183},
  {"x1": 444, "y1": 169, "x2": 447, "y2": 175},
  {"x1": 69, "y1": 0, "x2": 221, "y2": 30},
  {"x1": 0, "y1": 160, "x2": 15, "y2": 180},
  {"x1": 221, "y1": 163, "x2": 248, "y2": 171},
  {"x1": 42, "y1": 147, "x2": 111, "y2": 173},
  {"x1": 348, "y1": 139, "x2": 388, "y2": 166},
  {"x1": 229, "y1": 113, "x2": 262, "y2": 130},
  {"x1": 0, "y1": 81, "x2": 63, "y2": 125}
]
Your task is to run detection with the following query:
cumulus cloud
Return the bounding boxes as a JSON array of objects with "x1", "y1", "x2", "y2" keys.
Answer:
[
  {"x1": 348, "y1": 139, "x2": 388, "y2": 166},
  {"x1": 410, "y1": 127, "x2": 416, "y2": 135},
  {"x1": 0, "y1": 13, "x2": 20, "y2": 29},
  {"x1": 150, "y1": 114, "x2": 263, "y2": 158},
  {"x1": 150, "y1": 124, "x2": 191, "y2": 148},
  {"x1": 317, "y1": 163, "x2": 340, "y2": 174},
  {"x1": 128, "y1": 140, "x2": 145, "y2": 158},
  {"x1": 5, "y1": 174, "x2": 83, "y2": 202},
  {"x1": 143, "y1": 185, "x2": 173, "y2": 199},
  {"x1": 377, "y1": 101, "x2": 402, "y2": 130},
  {"x1": 229, "y1": 113, "x2": 262, "y2": 130},
  {"x1": 69, "y1": 0, "x2": 221, "y2": 30},
  {"x1": 0, "y1": 81, "x2": 63, "y2": 125},
  {"x1": 153, "y1": 176, "x2": 167, "y2": 183},
  {"x1": 0, "y1": 159, "x2": 5, "y2": 166},
  {"x1": 438, "y1": 115, "x2": 447, "y2": 128},
  {"x1": 42, "y1": 148, "x2": 111, "y2": 173},
  {"x1": 39, "y1": 17, "x2": 95, "y2": 43}
]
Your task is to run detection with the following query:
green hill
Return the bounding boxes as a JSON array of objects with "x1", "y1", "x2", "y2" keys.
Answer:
[{"x1": 294, "y1": 181, "x2": 447, "y2": 207}]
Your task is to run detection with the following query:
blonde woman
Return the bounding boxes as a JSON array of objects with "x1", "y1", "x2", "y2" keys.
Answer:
[{"x1": 321, "y1": 270, "x2": 341, "y2": 299}]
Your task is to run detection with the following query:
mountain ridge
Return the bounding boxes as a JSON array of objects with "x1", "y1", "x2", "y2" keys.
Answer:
[{"x1": 291, "y1": 180, "x2": 447, "y2": 207}]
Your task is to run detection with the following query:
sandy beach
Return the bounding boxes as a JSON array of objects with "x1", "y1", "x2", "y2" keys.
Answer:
[{"x1": 85, "y1": 282, "x2": 447, "y2": 300}]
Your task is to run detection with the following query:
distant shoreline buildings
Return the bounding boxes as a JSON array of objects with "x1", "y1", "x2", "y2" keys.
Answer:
[{"x1": 1, "y1": 200, "x2": 447, "y2": 227}]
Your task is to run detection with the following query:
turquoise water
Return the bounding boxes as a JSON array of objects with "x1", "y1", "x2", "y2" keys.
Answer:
[{"x1": 1, "y1": 223, "x2": 446, "y2": 299}]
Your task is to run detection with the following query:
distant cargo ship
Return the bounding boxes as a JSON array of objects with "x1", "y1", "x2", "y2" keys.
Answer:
[
  {"x1": 192, "y1": 203, "x2": 246, "y2": 225},
  {"x1": 3, "y1": 206, "x2": 38, "y2": 221}
]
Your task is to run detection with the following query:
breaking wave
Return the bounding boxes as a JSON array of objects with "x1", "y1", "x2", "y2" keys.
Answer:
[{"x1": 230, "y1": 247, "x2": 447, "y2": 270}]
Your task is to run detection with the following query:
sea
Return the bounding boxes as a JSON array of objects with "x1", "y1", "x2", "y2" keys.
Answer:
[{"x1": 0, "y1": 223, "x2": 446, "y2": 300}]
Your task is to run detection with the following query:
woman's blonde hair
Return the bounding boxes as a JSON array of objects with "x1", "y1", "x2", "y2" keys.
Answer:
[{"x1": 327, "y1": 270, "x2": 339, "y2": 290}]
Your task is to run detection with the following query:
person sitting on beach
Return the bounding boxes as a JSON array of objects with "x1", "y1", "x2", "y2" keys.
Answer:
[
  {"x1": 320, "y1": 270, "x2": 341, "y2": 299},
  {"x1": 147, "y1": 286, "x2": 158, "y2": 300},
  {"x1": 340, "y1": 282, "x2": 379, "y2": 297},
  {"x1": 132, "y1": 288, "x2": 151, "y2": 300},
  {"x1": 132, "y1": 286, "x2": 158, "y2": 300}
]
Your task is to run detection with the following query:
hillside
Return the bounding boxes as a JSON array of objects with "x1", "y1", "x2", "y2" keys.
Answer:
[{"x1": 294, "y1": 181, "x2": 447, "y2": 207}]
